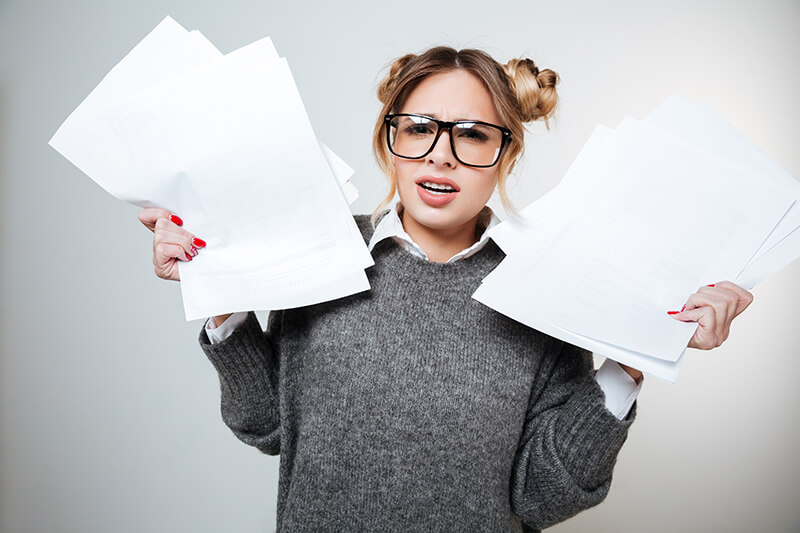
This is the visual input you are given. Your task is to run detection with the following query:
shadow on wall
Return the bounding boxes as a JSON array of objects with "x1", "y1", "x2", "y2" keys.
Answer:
[
  {"x1": 0, "y1": 74, "x2": 7, "y2": 533},
  {"x1": 0, "y1": 81, "x2": 5, "y2": 302}
]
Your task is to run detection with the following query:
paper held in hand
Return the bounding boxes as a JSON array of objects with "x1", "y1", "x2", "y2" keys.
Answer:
[
  {"x1": 474, "y1": 95, "x2": 800, "y2": 382},
  {"x1": 49, "y1": 16, "x2": 371, "y2": 320}
]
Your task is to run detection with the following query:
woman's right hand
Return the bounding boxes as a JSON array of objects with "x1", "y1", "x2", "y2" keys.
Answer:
[{"x1": 137, "y1": 208, "x2": 206, "y2": 282}]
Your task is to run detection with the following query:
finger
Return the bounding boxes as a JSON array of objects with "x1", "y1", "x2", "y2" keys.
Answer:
[
  {"x1": 152, "y1": 247, "x2": 183, "y2": 282},
  {"x1": 681, "y1": 290, "x2": 730, "y2": 313},
  {"x1": 154, "y1": 223, "x2": 198, "y2": 258},
  {"x1": 138, "y1": 208, "x2": 184, "y2": 232},
  {"x1": 689, "y1": 304, "x2": 721, "y2": 349},
  {"x1": 701, "y1": 286, "x2": 736, "y2": 342},
  {"x1": 138, "y1": 208, "x2": 171, "y2": 232},
  {"x1": 670, "y1": 305, "x2": 722, "y2": 350},
  {"x1": 698, "y1": 287, "x2": 740, "y2": 342},
  {"x1": 154, "y1": 241, "x2": 192, "y2": 263},
  {"x1": 670, "y1": 292, "x2": 732, "y2": 348},
  {"x1": 668, "y1": 304, "x2": 704, "y2": 323},
  {"x1": 697, "y1": 284, "x2": 739, "y2": 308},
  {"x1": 695, "y1": 286, "x2": 738, "y2": 319},
  {"x1": 154, "y1": 241, "x2": 192, "y2": 281},
  {"x1": 153, "y1": 216, "x2": 195, "y2": 239},
  {"x1": 711, "y1": 280, "x2": 754, "y2": 317},
  {"x1": 685, "y1": 291, "x2": 734, "y2": 342}
]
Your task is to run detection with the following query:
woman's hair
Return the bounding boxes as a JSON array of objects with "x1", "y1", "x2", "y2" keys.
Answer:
[{"x1": 371, "y1": 46, "x2": 560, "y2": 226}]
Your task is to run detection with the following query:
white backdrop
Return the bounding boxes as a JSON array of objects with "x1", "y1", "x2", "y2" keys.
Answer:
[{"x1": 1, "y1": 1, "x2": 798, "y2": 532}]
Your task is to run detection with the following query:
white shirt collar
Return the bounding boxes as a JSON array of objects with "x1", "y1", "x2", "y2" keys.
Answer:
[{"x1": 368, "y1": 202, "x2": 501, "y2": 264}]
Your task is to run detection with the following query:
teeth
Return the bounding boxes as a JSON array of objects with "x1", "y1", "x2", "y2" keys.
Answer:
[{"x1": 421, "y1": 181, "x2": 456, "y2": 192}]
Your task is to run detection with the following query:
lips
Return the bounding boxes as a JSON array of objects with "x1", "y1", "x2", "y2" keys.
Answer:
[
  {"x1": 415, "y1": 176, "x2": 460, "y2": 193},
  {"x1": 415, "y1": 176, "x2": 459, "y2": 207}
]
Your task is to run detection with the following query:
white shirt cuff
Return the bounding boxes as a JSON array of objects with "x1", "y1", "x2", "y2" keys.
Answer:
[
  {"x1": 204, "y1": 312, "x2": 249, "y2": 344},
  {"x1": 595, "y1": 359, "x2": 643, "y2": 420}
]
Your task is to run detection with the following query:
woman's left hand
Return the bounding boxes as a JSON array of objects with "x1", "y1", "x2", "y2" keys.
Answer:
[{"x1": 668, "y1": 281, "x2": 754, "y2": 350}]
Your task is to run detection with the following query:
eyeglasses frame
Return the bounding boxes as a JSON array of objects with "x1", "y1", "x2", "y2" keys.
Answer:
[{"x1": 384, "y1": 113, "x2": 513, "y2": 168}]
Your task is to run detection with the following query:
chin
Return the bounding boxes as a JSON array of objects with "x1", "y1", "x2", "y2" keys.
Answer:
[{"x1": 403, "y1": 199, "x2": 477, "y2": 230}]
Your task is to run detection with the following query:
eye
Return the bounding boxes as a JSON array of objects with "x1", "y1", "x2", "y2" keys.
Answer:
[
  {"x1": 390, "y1": 116, "x2": 434, "y2": 136},
  {"x1": 403, "y1": 123, "x2": 435, "y2": 136},
  {"x1": 454, "y1": 123, "x2": 490, "y2": 142}
]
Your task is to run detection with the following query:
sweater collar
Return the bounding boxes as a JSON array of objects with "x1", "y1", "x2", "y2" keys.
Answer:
[{"x1": 368, "y1": 201, "x2": 501, "y2": 264}]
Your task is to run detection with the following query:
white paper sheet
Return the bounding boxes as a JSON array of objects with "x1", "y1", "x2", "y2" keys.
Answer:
[
  {"x1": 476, "y1": 96, "x2": 800, "y2": 382},
  {"x1": 643, "y1": 95, "x2": 800, "y2": 287},
  {"x1": 49, "y1": 16, "x2": 371, "y2": 320},
  {"x1": 321, "y1": 143, "x2": 358, "y2": 205},
  {"x1": 474, "y1": 259, "x2": 685, "y2": 382},
  {"x1": 49, "y1": 17, "x2": 223, "y2": 203}
]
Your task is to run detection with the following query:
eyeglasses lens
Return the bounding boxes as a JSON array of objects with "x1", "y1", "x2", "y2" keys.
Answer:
[{"x1": 389, "y1": 115, "x2": 504, "y2": 167}]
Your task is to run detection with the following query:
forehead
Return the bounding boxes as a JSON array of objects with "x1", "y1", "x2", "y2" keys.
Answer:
[{"x1": 399, "y1": 69, "x2": 501, "y2": 124}]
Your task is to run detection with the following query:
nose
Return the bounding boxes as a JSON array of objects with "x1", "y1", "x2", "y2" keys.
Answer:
[{"x1": 426, "y1": 128, "x2": 457, "y2": 168}]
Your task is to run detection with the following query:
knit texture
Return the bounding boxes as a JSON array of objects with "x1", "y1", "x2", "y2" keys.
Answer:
[{"x1": 199, "y1": 214, "x2": 636, "y2": 532}]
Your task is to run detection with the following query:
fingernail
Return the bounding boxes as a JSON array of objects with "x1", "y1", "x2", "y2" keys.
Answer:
[
  {"x1": 192, "y1": 237, "x2": 206, "y2": 248},
  {"x1": 667, "y1": 311, "x2": 680, "y2": 315},
  {"x1": 681, "y1": 304, "x2": 686, "y2": 312},
  {"x1": 706, "y1": 284, "x2": 715, "y2": 287},
  {"x1": 170, "y1": 214, "x2": 184, "y2": 226},
  {"x1": 191, "y1": 246, "x2": 198, "y2": 256},
  {"x1": 184, "y1": 252, "x2": 192, "y2": 261}
]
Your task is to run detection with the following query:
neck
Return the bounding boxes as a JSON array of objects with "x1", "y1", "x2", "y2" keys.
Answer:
[{"x1": 400, "y1": 207, "x2": 481, "y2": 263}]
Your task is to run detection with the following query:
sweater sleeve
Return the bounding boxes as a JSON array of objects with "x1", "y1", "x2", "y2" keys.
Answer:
[
  {"x1": 198, "y1": 310, "x2": 282, "y2": 455},
  {"x1": 509, "y1": 341, "x2": 636, "y2": 529}
]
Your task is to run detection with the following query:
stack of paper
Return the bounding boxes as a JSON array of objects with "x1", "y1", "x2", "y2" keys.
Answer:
[
  {"x1": 49, "y1": 16, "x2": 372, "y2": 320},
  {"x1": 474, "y1": 95, "x2": 800, "y2": 382}
]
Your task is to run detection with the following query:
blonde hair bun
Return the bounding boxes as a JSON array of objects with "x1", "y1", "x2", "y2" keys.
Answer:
[
  {"x1": 377, "y1": 53, "x2": 417, "y2": 105},
  {"x1": 503, "y1": 58, "x2": 559, "y2": 126}
]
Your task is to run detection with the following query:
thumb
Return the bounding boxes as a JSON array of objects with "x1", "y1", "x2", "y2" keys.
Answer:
[{"x1": 667, "y1": 306, "x2": 703, "y2": 323}]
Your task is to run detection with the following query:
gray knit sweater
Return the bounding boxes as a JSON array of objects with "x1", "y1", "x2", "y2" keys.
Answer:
[{"x1": 199, "y1": 214, "x2": 636, "y2": 532}]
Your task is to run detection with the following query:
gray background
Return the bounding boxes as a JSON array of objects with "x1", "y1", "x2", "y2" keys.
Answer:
[{"x1": 2, "y1": 1, "x2": 799, "y2": 532}]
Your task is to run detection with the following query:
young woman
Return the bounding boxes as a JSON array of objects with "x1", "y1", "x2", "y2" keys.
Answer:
[{"x1": 138, "y1": 47, "x2": 753, "y2": 532}]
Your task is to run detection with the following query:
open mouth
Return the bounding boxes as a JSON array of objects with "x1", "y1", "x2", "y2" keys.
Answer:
[{"x1": 418, "y1": 181, "x2": 458, "y2": 195}]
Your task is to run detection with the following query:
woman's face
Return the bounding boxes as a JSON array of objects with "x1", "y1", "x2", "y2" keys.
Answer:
[{"x1": 393, "y1": 69, "x2": 501, "y2": 232}]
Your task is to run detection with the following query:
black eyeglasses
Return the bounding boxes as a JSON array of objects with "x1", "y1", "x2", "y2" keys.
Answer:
[{"x1": 385, "y1": 113, "x2": 512, "y2": 168}]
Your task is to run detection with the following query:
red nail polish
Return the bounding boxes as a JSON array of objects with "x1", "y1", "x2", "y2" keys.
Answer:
[
  {"x1": 192, "y1": 237, "x2": 206, "y2": 248},
  {"x1": 681, "y1": 304, "x2": 686, "y2": 312},
  {"x1": 191, "y1": 246, "x2": 198, "y2": 256},
  {"x1": 706, "y1": 284, "x2": 715, "y2": 287},
  {"x1": 184, "y1": 252, "x2": 192, "y2": 261},
  {"x1": 667, "y1": 311, "x2": 680, "y2": 315},
  {"x1": 170, "y1": 214, "x2": 183, "y2": 226}
]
